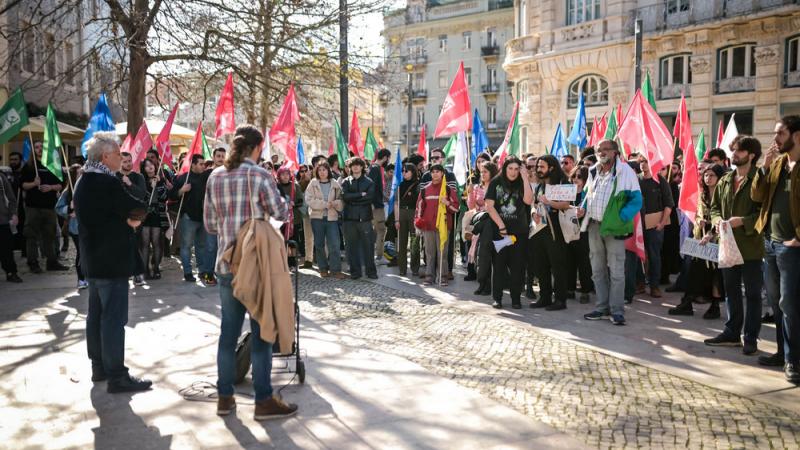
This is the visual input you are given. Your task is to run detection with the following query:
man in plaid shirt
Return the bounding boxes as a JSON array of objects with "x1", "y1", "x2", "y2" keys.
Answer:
[{"x1": 203, "y1": 125, "x2": 297, "y2": 420}]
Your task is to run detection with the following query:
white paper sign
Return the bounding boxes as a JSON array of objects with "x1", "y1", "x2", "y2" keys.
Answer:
[
  {"x1": 680, "y1": 238, "x2": 719, "y2": 263},
  {"x1": 545, "y1": 184, "x2": 578, "y2": 202}
]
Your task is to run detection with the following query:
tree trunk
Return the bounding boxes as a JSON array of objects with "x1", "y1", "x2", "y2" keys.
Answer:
[{"x1": 126, "y1": 47, "x2": 149, "y2": 136}]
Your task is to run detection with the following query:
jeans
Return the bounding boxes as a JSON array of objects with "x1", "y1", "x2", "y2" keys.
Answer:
[
  {"x1": 216, "y1": 273, "x2": 273, "y2": 401},
  {"x1": 0, "y1": 224, "x2": 18, "y2": 275},
  {"x1": 721, "y1": 260, "x2": 763, "y2": 344},
  {"x1": 179, "y1": 214, "x2": 209, "y2": 275},
  {"x1": 86, "y1": 278, "x2": 130, "y2": 381},
  {"x1": 311, "y1": 218, "x2": 342, "y2": 272},
  {"x1": 343, "y1": 221, "x2": 376, "y2": 277},
  {"x1": 588, "y1": 222, "x2": 626, "y2": 316},
  {"x1": 766, "y1": 240, "x2": 800, "y2": 363},
  {"x1": 206, "y1": 233, "x2": 218, "y2": 275},
  {"x1": 643, "y1": 228, "x2": 664, "y2": 288},
  {"x1": 764, "y1": 240, "x2": 784, "y2": 357}
]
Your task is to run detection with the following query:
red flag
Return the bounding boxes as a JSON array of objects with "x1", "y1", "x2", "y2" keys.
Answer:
[
  {"x1": 328, "y1": 140, "x2": 334, "y2": 156},
  {"x1": 417, "y1": 124, "x2": 428, "y2": 161},
  {"x1": 588, "y1": 113, "x2": 607, "y2": 148},
  {"x1": 716, "y1": 119, "x2": 724, "y2": 149},
  {"x1": 348, "y1": 108, "x2": 363, "y2": 157},
  {"x1": 434, "y1": 61, "x2": 472, "y2": 138},
  {"x1": 155, "y1": 103, "x2": 178, "y2": 169},
  {"x1": 617, "y1": 90, "x2": 674, "y2": 175},
  {"x1": 215, "y1": 72, "x2": 236, "y2": 139},
  {"x1": 673, "y1": 95, "x2": 693, "y2": 155},
  {"x1": 596, "y1": 112, "x2": 608, "y2": 143},
  {"x1": 269, "y1": 83, "x2": 300, "y2": 167},
  {"x1": 179, "y1": 123, "x2": 205, "y2": 175},
  {"x1": 676, "y1": 96, "x2": 700, "y2": 223},
  {"x1": 625, "y1": 213, "x2": 646, "y2": 262},
  {"x1": 129, "y1": 122, "x2": 154, "y2": 172},
  {"x1": 493, "y1": 101, "x2": 520, "y2": 166},
  {"x1": 119, "y1": 134, "x2": 132, "y2": 155}
]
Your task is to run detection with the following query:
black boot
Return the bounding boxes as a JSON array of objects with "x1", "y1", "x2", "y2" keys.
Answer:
[
  {"x1": 464, "y1": 264, "x2": 477, "y2": 281},
  {"x1": 545, "y1": 301, "x2": 566, "y2": 311},
  {"x1": 474, "y1": 282, "x2": 490, "y2": 296},
  {"x1": 668, "y1": 296, "x2": 694, "y2": 316},
  {"x1": 703, "y1": 299, "x2": 721, "y2": 320},
  {"x1": 530, "y1": 297, "x2": 552, "y2": 309}
]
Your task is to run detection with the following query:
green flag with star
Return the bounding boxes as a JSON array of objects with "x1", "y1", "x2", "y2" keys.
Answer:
[
  {"x1": 0, "y1": 88, "x2": 30, "y2": 145},
  {"x1": 42, "y1": 104, "x2": 64, "y2": 181}
]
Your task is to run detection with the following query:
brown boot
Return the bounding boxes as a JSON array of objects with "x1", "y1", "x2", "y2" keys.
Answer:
[
  {"x1": 650, "y1": 287, "x2": 662, "y2": 298},
  {"x1": 217, "y1": 395, "x2": 236, "y2": 416},
  {"x1": 333, "y1": 272, "x2": 347, "y2": 280},
  {"x1": 254, "y1": 395, "x2": 298, "y2": 420}
]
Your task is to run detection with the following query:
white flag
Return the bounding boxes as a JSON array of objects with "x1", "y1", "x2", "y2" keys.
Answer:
[
  {"x1": 454, "y1": 131, "x2": 469, "y2": 185},
  {"x1": 719, "y1": 113, "x2": 739, "y2": 158}
]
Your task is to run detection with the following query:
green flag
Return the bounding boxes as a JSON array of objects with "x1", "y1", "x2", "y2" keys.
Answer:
[
  {"x1": 642, "y1": 71, "x2": 657, "y2": 112},
  {"x1": 364, "y1": 128, "x2": 378, "y2": 162},
  {"x1": 0, "y1": 88, "x2": 30, "y2": 145},
  {"x1": 507, "y1": 108, "x2": 520, "y2": 157},
  {"x1": 695, "y1": 128, "x2": 706, "y2": 161},
  {"x1": 333, "y1": 119, "x2": 349, "y2": 169},
  {"x1": 604, "y1": 108, "x2": 618, "y2": 140},
  {"x1": 201, "y1": 129, "x2": 212, "y2": 160},
  {"x1": 42, "y1": 104, "x2": 64, "y2": 181},
  {"x1": 441, "y1": 135, "x2": 457, "y2": 162}
]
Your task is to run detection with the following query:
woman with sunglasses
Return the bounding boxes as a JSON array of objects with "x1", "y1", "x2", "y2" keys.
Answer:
[{"x1": 394, "y1": 163, "x2": 421, "y2": 276}]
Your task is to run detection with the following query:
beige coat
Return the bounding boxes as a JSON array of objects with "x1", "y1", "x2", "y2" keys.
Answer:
[
  {"x1": 222, "y1": 219, "x2": 295, "y2": 354},
  {"x1": 304, "y1": 178, "x2": 344, "y2": 221}
]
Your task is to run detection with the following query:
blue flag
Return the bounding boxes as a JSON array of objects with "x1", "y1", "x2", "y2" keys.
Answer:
[
  {"x1": 297, "y1": 136, "x2": 306, "y2": 165},
  {"x1": 22, "y1": 137, "x2": 31, "y2": 163},
  {"x1": 551, "y1": 123, "x2": 569, "y2": 158},
  {"x1": 387, "y1": 148, "x2": 403, "y2": 211},
  {"x1": 81, "y1": 93, "x2": 115, "y2": 157},
  {"x1": 567, "y1": 91, "x2": 587, "y2": 149},
  {"x1": 471, "y1": 108, "x2": 489, "y2": 168}
]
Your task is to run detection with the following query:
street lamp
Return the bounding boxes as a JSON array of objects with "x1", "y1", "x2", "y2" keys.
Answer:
[{"x1": 406, "y1": 63, "x2": 414, "y2": 158}]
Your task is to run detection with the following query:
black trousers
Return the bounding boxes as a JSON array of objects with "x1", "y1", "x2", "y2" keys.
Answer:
[
  {"x1": 492, "y1": 238, "x2": 524, "y2": 304},
  {"x1": 566, "y1": 231, "x2": 594, "y2": 293},
  {"x1": 476, "y1": 231, "x2": 493, "y2": 286},
  {"x1": 534, "y1": 227, "x2": 569, "y2": 303},
  {"x1": 0, "y1": 224, "x2": 18, "y2": 275}
]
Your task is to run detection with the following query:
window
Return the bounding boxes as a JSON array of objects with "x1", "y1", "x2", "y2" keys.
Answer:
[
  {"x1": 659, "y1": 54, "x2": 692, "y2": 98},
  {"x1": 568, "y1": 74, "x2": 608, "y2": 108},
  {"x1": 407, "y1": 37, "x2": 425, "y2": 58},
  {"x1": 439, "y1": 35, "x2": 448, "y2": 52},
  {"x1": 44, "y1": 33, "x2": 56, "y2": 80},
  {"x1": 65, "y1": 42, "x2": 74, "y2": 85},
  {"x1": 415, "y1": 108, "x2": 425, "y2": 128},
  {"x1": 465, "y1": 67, "x2": 472, "y2": 86},
  {"x1": 717, "y1": 44, "x2": 756, "y2": 93},
  {"x1": 487, "y1": 104, "x2": 497, "y2": 125},
  {"x1": 517, "y1": 0, "x2": 528, "y2": 38},
  {"x1": 566, "y1": 0, "x2": 601, "y2": 26},
  {"x1": 463, "y1": 32, "x2": 472, "y2": 50},
  {"x1": 439, "y1": 70, "x2": 448, "y2": 89},
  {"x1": 520, "y1": 126, "x2": 528, "y2": 154},
  {"x1": 517, "y1": 80, "x2": 529, "y2": 108},
  {"x1": 786, "y1": 35, "x2": 800, "y2": 87},
  {"x1": 714, "y1": 110, "x2": 753, "y2": 136},
  {"x1": 487, "y1": 28, "x2": 497, "y2": 47},
  {"x1": 667, "y1": 0, "x2": 690, "y2": 14},
  {"x1": 21, "y1": 22, "x2": 35, "y2": 73},
  {"x1": 487, "y1": 65, "x2": 497, "y2": 86},
  {"x1": 413, "y1": 72, "x2": 425, "y2": 91}
]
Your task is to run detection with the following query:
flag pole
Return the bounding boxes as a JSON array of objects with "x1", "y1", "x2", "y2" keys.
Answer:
[
  {"x1": 149, "y1": 148, "x2": 169, "y2": 205},
  {"x1": 26, "y1": 130, "x2": 39, "y2": 172},
  {"x1": 59, "y1": 145, "x2": 74, "y2": 193},
  {"x1": 170, "y1": 193, "x2": 185, "y2": 246}
]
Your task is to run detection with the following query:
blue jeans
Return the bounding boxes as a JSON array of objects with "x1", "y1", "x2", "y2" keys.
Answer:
[
  {"x1": 764, "y1": 240, "x2": 784, "y2": 356},
  {"x1": 216, "y1": 273, "x2": 274, "y2": 401},
  {"x1": 721, "y1": 260, "x2": 763, "y2": 344},
  {"x1": 624, "y1": 250, "x2": 639, "y2": 301},
  {"x1": 587, "y1": 222, "x2": 626, "y2": 316},
  {"x1": 179, "y1": 214, "x2": 209, "y2": 275},
  {"x1": 643, "y1": 228, "x2": 664, "y2": 288},
  {"x1": 86, "y1": 277, "x2": 130, "y2": 381},
  {"x1": 206, "y1": 233, "x2": 218, "y2": 275},
  {"x1": 343, "y1": 221, "x2": 376, "y2": 277},
  {"x1": 766, "y1": 240, "x2": 800, "y2": 363},
  {"x1": 311, "y1": 218, "x2": 342, "y2": 272}
]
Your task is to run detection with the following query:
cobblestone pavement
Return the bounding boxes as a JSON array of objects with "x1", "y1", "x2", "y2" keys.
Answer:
[{"x1": 297, "y1": 274, "x2": 800, "y2": 450}]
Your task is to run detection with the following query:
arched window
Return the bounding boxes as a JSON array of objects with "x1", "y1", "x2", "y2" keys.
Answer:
[{"x1": 568, "y1": 74, "x2": 608, "y2": 108}]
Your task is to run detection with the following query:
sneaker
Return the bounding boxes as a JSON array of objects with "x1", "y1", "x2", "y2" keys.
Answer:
[
  {"x1": 491, "y1": 301, "x2": 502, "y2": 309},
  {"x1": 184, "y1": 273, "x2": 196, "y2": 282},
  {"x1": 204, "y1": 273, "x2": 218, "y2": 286},
  {"x1": 107, "y1": 375, "x2": 153, "y2": 393},
  {"x1": 703, "y1": 301, "x2": 721, "y2": 320},
  {"x1": 610, "y1": 314, "x2": 626, "y2": 326},
  {"x1": 320, "y1": 270, "x2": 330, "y2": 278},
  {"x1": 785, "y1": 363, "x2": 800, "y2": 384},
  {"x1": 584, "y1": 310, "x2": 610, "y2": 321},
  {"x1": 77, "y1": 280, "x2": 89, "y2": 290},
  {"x1": 217, "y1": 395, "x2": 237, "y2": 416},
  {"x1": 6, "y1": 273, "x2": 22, "y2": 283},
  {"x1": 133, "y1": 275, "x2": 144, "y2": 286},
  {"x1": 624, "y1": 297, "x2": 633, "y2": 304},
  {"x1": 668, "y1": 297, "x2": 694, "y2": 316},
  {"x1": 703, "y1": 334, "x2": 741, "y2": 347},
  {"x1": 254, "y1": 395, "x2": 298, "y2": 420},
  {"x1": 743, "y1": 341, "x2": 758, "y2": 355},
  {"x1": 511, "y1": 302, "x2": 521, "y2": 309},
  {"x1": 46, "y1": 261, "x2": 69, "y2": 271},
  {"x1": 759, "y1": 352, "x2": 785, "y2": 367},
  {"x1": 375, "y1": 257, "x2": 389, "y2": 266}
]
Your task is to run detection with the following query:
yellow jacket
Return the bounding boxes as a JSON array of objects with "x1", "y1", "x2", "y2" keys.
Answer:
[{"x1": 222, "y1": 219, "x2": 295, "y2": 354}]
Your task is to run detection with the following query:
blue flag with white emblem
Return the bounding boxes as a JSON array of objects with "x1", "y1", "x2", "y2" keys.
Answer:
[
  {"x1": 387, "y1": 147, "x2": 403, "y2": 211},
  {"x1": 81, "y1": 93, "x2": 115, "y2": 157},
  {"x1": 471, "y1": 108, "x2": 489, "y2": 168},
  {"x1": 297, "y1": 136, "x2": 306, "y2": 165},
  {"x1": 551, "y1": 123, "x2": 569, "y2": 158},
  {"x1": 567, "y1": 91, "x2": 587, "y2": 149}
]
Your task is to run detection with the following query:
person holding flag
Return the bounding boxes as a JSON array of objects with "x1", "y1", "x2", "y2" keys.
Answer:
[
  {"x1": 368, "y1": 148, "x2": 392, "y2": 264},
  {"x1": 415, "y1": 164, "x2": 459, "y2": 286}
]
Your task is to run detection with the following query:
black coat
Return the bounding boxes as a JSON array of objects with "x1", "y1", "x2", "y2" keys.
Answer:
[
  {"x1": 74, "y1": 172, "x2": 147, "y2": 279},
  {"x1": 341, "y1": 174, "x2": 375, "y2": 222}
]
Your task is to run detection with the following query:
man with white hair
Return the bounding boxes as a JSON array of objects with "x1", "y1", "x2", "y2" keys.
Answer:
[{"x1": 73, "y1": 132, "x2": 152, "y2": 393}]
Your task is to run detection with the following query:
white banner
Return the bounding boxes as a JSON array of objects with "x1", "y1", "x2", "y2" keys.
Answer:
[
  {"x1": 545, "y1": 184, "x2": 578, "y2": 202},
  {"x1": 680, "y1": 238, "x2": 719, "y2": 263}
]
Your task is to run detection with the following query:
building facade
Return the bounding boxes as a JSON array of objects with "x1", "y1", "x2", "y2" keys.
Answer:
[
  {"x1": 382, "y1": 0, "x2": 515, "y2": 156},
  {"x1": 504, "y1": 0, "x2": 800, "y2": 155}
]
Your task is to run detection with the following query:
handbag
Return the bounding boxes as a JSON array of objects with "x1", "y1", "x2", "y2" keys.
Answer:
[
  {"x1": 559, "y1": 207, "x2": 581, "y2": 243},
  {"x1": 717, "y1": 221, "x2": 744, "y2": 268}
]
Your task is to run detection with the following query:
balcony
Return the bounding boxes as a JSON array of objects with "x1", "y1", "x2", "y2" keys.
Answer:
[
  {"x1": 627, "y1": 0, "x2": 796, "y2": 35},
  {"x1": 401, "y1": 53, "x2": 428, "y2": 67},
  {"x1": 658, "y1": 84, "x2": 691, "y2": 100},
  {"x1": 481, "y1": 45, "x2": 500, "y2": 58},
  {"x1": 401, "y1": 124, "x2": 425, "y2": 134},
  {"x1": 486, "y1": 120, "x2": 508, "y2": 132},
  {"x1": 715, "y1": 76, "x2": 755, "y2": 94},
  {"x1": 412, "y1": 89, "x2": 427, "y2": 100},
  {"x1": 488, "y1": 0, "x2": 513, "y2": 11},
  {"x1": 785, "y1": 71, "x2": 800, "y2": 88},
  {"x1": 481, "y1": 83, "x2": 500, "y2": 94}
]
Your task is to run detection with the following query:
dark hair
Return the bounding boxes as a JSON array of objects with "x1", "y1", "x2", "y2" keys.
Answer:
[
  {"x1": 213, "y1": 147, "x2": 226, "y2": 156},
  {"x1": 9, "y1": 151, "x2": 22, "y2": 159},
  {"x1": 376, "y1": 148, "x2": 391, "y2": 161},
  {"x1": 408, "y1": 154, "x2": 425, "y2": 166},
  {"x1": 191, "y1": 154, "x2": 205, "y2": 166},
  {"x1": 706, "y1": 148, "x2": 727, "y2": 162},
  {"x1": 583, "y1": 155, "x2": 597, "y2": 165},
  {"x1": 701, "y1": 164, "x2": 725, "y2": 203},
  {"x1": 498, "y1": 156, "x2": 524, "y2": 191},
  {"x1": 225, "y1": 125, "x2": 263, "y2": 170},
  {"x1": 537, "y1": 154, "x2": 567, "y2": 184},
  {"x1": 781, "y1": 115, "x2": 800, "y2": 134},
  {"x1": 314, "y1": 161, "x2": 331, "y2": 180},
  {"x1": 402, "y1": 163, "x2": 418, "y2": 181},
  {"x1": 580, "y1": 147, "x2": 595, "y2": 159},
  {"x1": 346, "y1": 156, "x2": 365, "y2": 169},
  {"x1": 560, "y1": 154, "x2": 575, "y2": 163},
  {"x1": 140, "y1": 158, "x2": 157, "y2": 177},
  {"x1": 430, "y1": 147, "x2": 444, "y2": 158},
  {"x1": 327, "y1": 154, "x2": 339, "y2": 168},
  {"x1": 429, "y1": 163, "x2": 445, "y2": 173},
  {"x1": 570, "y1": 165, "x2": 589, "y2": 183},
  {"x1": 120, "y1": 151, "x2": 132, "y2": 158},
  {"x1": 311, "y1": 154, "x2": 326, "y2": 167},
  {"x1": 481, "y1": 162, "x2": 499, "y2": 180},
  {"x1": 731, "y1": 135, "x2": 762, "y2": 161},
  {"x1": 147, "y1": 149, "x2": 159, "y2": 159}
]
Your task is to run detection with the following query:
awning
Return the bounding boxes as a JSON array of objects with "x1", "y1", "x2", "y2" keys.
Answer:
[{"x1": 7, "y1": 116, "x2": 86, "y2": 142}]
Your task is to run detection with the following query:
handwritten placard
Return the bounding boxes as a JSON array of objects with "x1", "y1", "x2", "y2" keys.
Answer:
[
  {"x1": 545, "y1": 184, "x2": 578, "y2": 202},
  {"x1": 680, "y1": 238, "x2": 719, "y2": 263}
]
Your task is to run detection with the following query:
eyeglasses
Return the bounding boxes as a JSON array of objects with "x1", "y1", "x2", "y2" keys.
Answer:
[
  {"x1": 560, "y1": 161, "x2": 569, "y2": 165},
  {"x1": 430, "y1": 156, "x2": 442, "y2": 161}
]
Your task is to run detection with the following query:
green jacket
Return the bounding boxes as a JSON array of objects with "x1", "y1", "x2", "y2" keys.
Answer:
[
  {"x1": 751, "y1": 154, "x2": 800, "y2": 241},
  {"x1": 710, "y1": 166, "x2": 763, "y2": 260}
]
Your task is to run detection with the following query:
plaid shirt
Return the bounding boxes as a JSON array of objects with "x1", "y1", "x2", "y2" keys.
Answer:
[
  {"x1": 586, "y1": 167, "x2": 615, "y2": 222},
  {"x1": 204, "y1": 159, "x2": 288, "y2": 274}
]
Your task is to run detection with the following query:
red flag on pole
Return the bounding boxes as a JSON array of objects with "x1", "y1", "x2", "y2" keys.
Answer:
[
  {"x1": 588, "y1": 113, "x2": 607, "y2": 148},
  {"x1": 417, "y1": 124, "x2": 428, "y2": 161},
  {"x1": 625, "y1": 213, "x2": 647, "y2": 262},
  {"x1": 716, "y1": 119, "x2": 724, "y2": 149},
  {"x1": 675, "y1": 95, "x2": 699, "y2": 223},
  {"x1": 269, "y1": 83, "x2": 300, "y2": 168},
  {"x1": 328, "y1": 140, "x2": 334, "y2": 156},
  {"x1": 180, "y1": 123, "x2": 205, "y2": 175},
  {"x1": 434, "y1": 61, "x2": 472, "y2": 138},
  {"x1": 215, "y1": 72, "x2": 236, "y2": 139},
  {"x1": 119, "y1": 134, "x2": 132, "y2": 155},
  {"x1": 617, "y1": 90, "x2": 674, "y2": 175},
  {"x1": 129, "y1": 122, "x2": 154, "y2": 172},
  {"x1": 673, "y1": 95, "x2": 694, "y2": 156},
  {"x1": 348, "y1": 108, "x2": 363, "y2": 157},
  {"x1": 155, "y1": 103, "x2": 178, "y2": 169}
]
